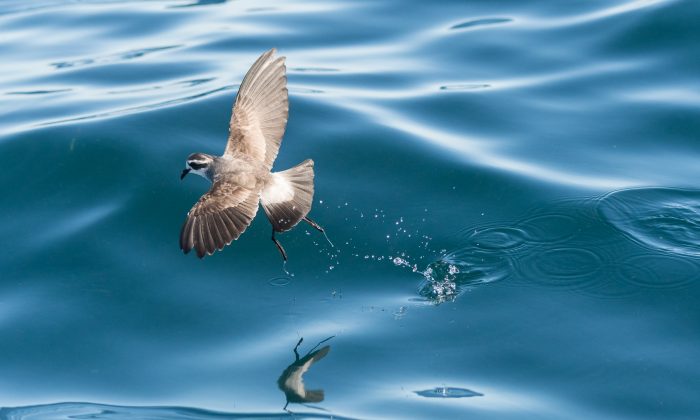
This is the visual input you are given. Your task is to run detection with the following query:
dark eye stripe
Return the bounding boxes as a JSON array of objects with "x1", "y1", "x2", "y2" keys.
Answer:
[{"x1": 189, "y1": 162, "x2": 207, "y2": 170}]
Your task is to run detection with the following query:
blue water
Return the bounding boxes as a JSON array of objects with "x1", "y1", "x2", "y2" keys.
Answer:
[{"x1": 2, "y1": 0, "x2": 700, "y2": 418}]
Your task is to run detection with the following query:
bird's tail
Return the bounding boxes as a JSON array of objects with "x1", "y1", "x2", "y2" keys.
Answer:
[
  {"x1": 261, "y1": 159, "x2": 314, "y2": 232},
  {"x1": 303, "y1": 389, "x2": 325, "y2": 403}
]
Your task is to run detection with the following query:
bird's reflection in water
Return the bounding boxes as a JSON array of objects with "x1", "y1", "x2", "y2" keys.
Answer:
[{"x1": 277, "y1": 336, "x2": 334, "y2": 412}]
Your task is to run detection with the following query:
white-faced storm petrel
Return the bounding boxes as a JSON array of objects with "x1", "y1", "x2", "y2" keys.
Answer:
[{"x1": 180, "y1": 49, "x2": 325, "y2": 260}]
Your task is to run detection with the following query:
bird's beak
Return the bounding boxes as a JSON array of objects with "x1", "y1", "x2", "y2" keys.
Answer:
[{"x1": 180, "y1": 168, "x2": 191, "y2": 180}]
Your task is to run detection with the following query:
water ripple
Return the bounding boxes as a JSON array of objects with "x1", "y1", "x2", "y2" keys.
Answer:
[
  {"x1": 0, "y1": 402, "x2": 355, "y2": 420},
  {"x1": 38, "y1": 84, "x2": 235, "y2": 127},
  {"x1": 290, "y1": 67, "x2": 339, "y2": 73},
  {"x1": 51, "y1": 45, "x2": 181, "y2": 70},
  {"x1": 415, "y1": 386, "x2": 483, "y2": 398},
  {"x1": 1, "y1": 0, "x2": 699, "y2": 416},
  {"x1": 6, "y1": 88, "x2": 71, "y2": 95},
  {"x1": 516, "y1": 214, "x2": 582, "y2": 245},
  {"x1": 268, "y1": 276, "x2": 292, "y2": 287},
  {"x1": 450, "y1": 18, "x2": 512, "y2": 31},
  {"x1": 514, "y1": 248, "x2": 604, "y2": 291},
  {"x1": 439, "y1": 83, "x2": 490, "y2": 91},
  {"x1": 464, "y1": 226, "x2": 527, "y2": 252},
  {"x1": 171, "y1": 0, "x2": 229, "y2": 8},
  {"x1": 599, "y1": 188, "x2": 700, "y2": 257},
  {"x1": 616, "y1": 254, "x2": 698, "y2": 289},
  {"x1": 35, "y1": 199, "x2": 124, "y2": 247},
  {"x1": 338, "y1": 100, "x2": 640, "y2": 190},
  {"x1": 400, "y1": 196, "x2": 695, "y2": 302}
]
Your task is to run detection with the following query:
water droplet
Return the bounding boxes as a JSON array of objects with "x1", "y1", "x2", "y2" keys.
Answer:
[{"x1": 393, "y1": 257, "x2": 410, "y2": 267}]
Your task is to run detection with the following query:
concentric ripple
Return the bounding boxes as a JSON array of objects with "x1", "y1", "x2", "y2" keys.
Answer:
[
  {"x1": 514, "y1": 247, "x2": 604, "y2": 291},
  {"x1": 268, "y1": 276, "x2": 292, "y2": 287},
  {"x1": 411, "y1": 196, "x2": 694, "y2": 299},
  {"x1": 465, "y1": 226, "x2": 527, "y2": 252},
  {"x1": 615, "y1": 254, "x2": 699, "y2": 289},
  {"x1": 516, "y1": 213, "x2": 581, "y2": 245},
  {"x1": 599, "y1": 188, "x2": 700, "y2": 258},
  {"x1": 402, "y1": 192, "x2": 700, "y2": 301}
]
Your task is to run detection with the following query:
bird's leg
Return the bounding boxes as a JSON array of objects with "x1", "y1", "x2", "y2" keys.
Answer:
[
  {"x1": 303, "y1": 216, "x2": 324, "y2": 233},
  {"x1": 271, "y1": 228, "x2": 288, "y2": 261},
  {"x1": 303, "y1": 217, "x2": 334, "y2": 248},
  {"x1": 293, "y1": 337, "x2": 303, "y2": 362},
  {"x1": 306, "y1": 335, "x2": 335, "y2": 356}
]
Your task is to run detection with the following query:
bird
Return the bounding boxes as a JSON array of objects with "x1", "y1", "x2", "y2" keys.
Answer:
[
  {"x1": 277, "y1": 336, "x2": 333, "y2": 411},
  {"x1": 179, "y1": 48, "x2": 326, "y2": 260}
]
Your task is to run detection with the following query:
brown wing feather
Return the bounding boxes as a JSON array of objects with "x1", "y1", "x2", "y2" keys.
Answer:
[
  {"x1": 224, "y1": 48, "x2": 289, "y2": 170},
  {"x1": 180, "y1": 180, "x2": 260, "y2": 258}
]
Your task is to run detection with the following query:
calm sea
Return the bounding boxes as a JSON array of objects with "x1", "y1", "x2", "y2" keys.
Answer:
[{"x1": 1, "y1": 0, "x2": 699, "y2": 418}]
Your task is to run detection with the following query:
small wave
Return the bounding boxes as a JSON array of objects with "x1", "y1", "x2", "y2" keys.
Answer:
[
  {"x1": 51, "y1": 45, "x2": 180, "y2": 70},
  {"x1": 34, "y1": 200, "x2": 124, "y2": 248},
  {"x1": 171, "y1": 0, "x2": 229, "y2": 8},
  {"x1": 599, "y1": 188, "x2": 700, "y2": 258},
  {"x1": 291, "y1": 67, "x2": 340, "y2": 73},
  {"x1": 247, "y1": 7, "x2": 278, "y2": 13},
  {"x1": 450, "y1": 18, "x2": 512, "y2": 30},
  {"x1": 6, "y1": 88, "x2": 71, "y2": 95},
  {"x1": 105, "y1": 77, "x2": 217, "y2": 94},
  {"x1": 0, "y1": 402, "x2": 354, "y2": 420},
  {"x1": 291, "y1": 87, "x2": 326, "y2": 95},
  {"x1": 38, "y1": 84, "x2": 234, "y2": 127},
  {"x1": 439, "y1": 83, "x2": 491, "y2": 91}
]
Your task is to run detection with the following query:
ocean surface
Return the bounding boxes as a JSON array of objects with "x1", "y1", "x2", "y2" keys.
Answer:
[{"x1": 1, "y1": 0, "x2": 700, "y2": 418}]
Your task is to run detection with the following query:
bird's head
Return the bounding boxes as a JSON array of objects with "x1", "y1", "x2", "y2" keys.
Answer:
[{"x1": 181, "y1": 153, "x2": 214, "y2": 180}]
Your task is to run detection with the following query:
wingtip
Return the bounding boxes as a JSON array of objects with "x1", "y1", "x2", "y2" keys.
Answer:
[
  {"x1": 180, "y1": 238, "x2": 191, "y2": 254},
  {"x1": 197, "y1": 248, "x2": 217, "y2": 259},
  {"x1": 266, "y1": 47, "x2": 285, "y2": 62},
  {"x1": 262, "y1": 48, "x2": 277, "y2": 60}
]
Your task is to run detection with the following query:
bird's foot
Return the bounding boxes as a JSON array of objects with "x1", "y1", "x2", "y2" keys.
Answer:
[
  {"x1": 272, "y1": 229, "x2": 288, "y2": 261},
  {"x1": 303, "y1": 217, "x2": 334, "y2": 248}
]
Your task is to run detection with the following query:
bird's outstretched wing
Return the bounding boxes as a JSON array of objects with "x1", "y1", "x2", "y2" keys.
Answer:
[
  {"x1": 180, "y1": 180, "x2": 260, "y2": 258},
  {"x1": 224, "y1": 48, "x2": 288, "y2": 170}
]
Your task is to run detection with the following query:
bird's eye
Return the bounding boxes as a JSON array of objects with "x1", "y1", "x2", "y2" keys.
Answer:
[{"x1": 189, "y1": 161, "x2": 207, "y2": 170}]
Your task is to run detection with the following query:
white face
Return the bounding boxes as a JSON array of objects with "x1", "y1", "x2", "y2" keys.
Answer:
[
  {"x1": 186, "y1": 158, "x2": 211, "y2": 179},
  {"x1": 186, "y1": 160, "x2": 209, "y2": 178}
]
